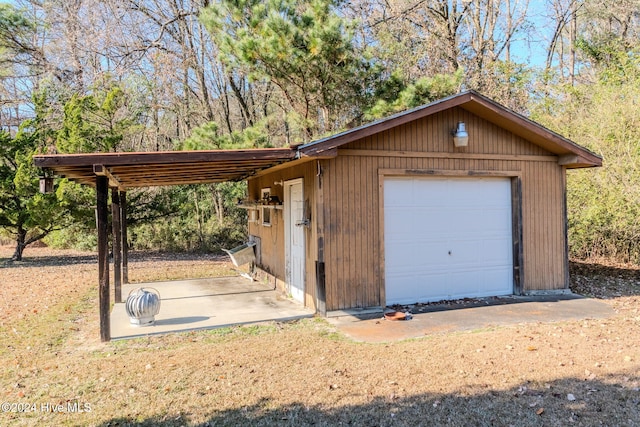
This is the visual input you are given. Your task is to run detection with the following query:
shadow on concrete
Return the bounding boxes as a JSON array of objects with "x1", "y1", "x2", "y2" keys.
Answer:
[
  {"x1": 158, "y1": 288, "x2": 276, "y2": 301},
  {"x1": 111, "y1": 276, "x2": 314, "y2": 340},
  {"x1": 95, "y1": 374, "x2": 640, "y2": 426},
  {"x1": 387, "y1": 293, "x2": 585, "y2": 315},
  {"x1": 153, "y1": 316, "x2": 210, "y2": 326}
]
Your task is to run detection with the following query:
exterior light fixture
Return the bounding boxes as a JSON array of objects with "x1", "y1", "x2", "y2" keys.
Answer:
[
  {"x1": 39, "y1": 171, "x2": 54, "y2": 194},
  {"x1": 452, "y1": 121, "x2": 469, "y2": 147}
]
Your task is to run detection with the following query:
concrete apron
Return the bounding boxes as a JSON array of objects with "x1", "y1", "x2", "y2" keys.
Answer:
[
  {"x1": 111, "y1": 276, "x2": 315, "y2": 340},
  {"x1": 326, "y1": 294, "x2": 616, "y2": 343},
  {"x1": 112, "y1": 283, "x2": 615, "y2": 343}
]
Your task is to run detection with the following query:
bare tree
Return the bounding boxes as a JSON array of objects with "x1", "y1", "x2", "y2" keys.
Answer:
[{"x1": 348, "y1": 0, "x2": 532, "y2": 110}]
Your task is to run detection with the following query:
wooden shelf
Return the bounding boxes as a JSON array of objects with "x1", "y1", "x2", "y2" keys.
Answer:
[{"x1": 237, "y1": 202, "x2": 283, "y2": 210}]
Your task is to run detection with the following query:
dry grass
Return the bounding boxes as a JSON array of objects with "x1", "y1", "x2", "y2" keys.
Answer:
[{"x1": 1, "y1": 246, "x2": 639, "y2": 426}]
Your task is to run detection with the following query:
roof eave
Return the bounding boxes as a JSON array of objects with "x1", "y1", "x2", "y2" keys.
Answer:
[{"x1": 296, "y1": 90, "x2": 602, "y2": 167}]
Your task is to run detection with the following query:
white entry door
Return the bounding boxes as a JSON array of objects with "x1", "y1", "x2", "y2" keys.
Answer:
[
  {"x1": 285, "y1": 179, "x2": 305, "y2": 303},
  {"x1": 384, "y1": 176, "x2": 513, "y2": 305}
]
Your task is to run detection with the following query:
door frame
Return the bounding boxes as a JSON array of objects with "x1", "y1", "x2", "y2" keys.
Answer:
[
  {"x1": 378, "y1": 169, "x2": 523, "y2": 306},
  {"x1": 284, "y1": 178, "x2": 306, "y2": 303}
]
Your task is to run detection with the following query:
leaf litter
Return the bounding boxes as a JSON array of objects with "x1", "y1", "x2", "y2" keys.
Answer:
[{"x1": 1, "y1": 247, "x2": 639, "y2": 426}]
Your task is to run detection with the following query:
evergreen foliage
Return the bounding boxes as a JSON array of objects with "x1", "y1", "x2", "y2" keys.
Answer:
[
  {"x1": 0, "y1": 105, "x2": 89, "y2": 260},
  {"x1": 181, "y1": 121, "x2": 271, "y2": 150},
  {"x1": 365, "y1": 69, "x2": 464, "y2": 120},
  {"x1": 201, "y1": 0, "x2": 375, "y2": 141},
  {"x1": 57, "y1": 85, "x2": 138, "y2": 153},
  {"x1": 3, "y1": 0, "x2": 638, "y2": 265}
]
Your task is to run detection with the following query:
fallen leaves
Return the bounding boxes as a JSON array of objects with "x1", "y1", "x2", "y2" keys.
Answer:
[{"x1": 2, "y1": 248, "x2": 640, "y2": 426}]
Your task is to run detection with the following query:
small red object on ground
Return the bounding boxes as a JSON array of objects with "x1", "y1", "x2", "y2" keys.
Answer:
[{"x1": 384, "y1": 311, "x2": 406, "y2": 321}]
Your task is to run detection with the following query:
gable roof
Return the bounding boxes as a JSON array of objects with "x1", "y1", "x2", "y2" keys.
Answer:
[{"x1": 296, "y1": 90, "x2": 602, "y2": 168}]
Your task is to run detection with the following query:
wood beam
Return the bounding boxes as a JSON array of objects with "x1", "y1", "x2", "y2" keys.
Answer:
[
  {"x1": 315, "y1": 159, "x2": 326, "y2": 316},
  {"x1": 378, "y1": 168, "x2": 522, "y2": 178},
  {"x1": 250, "y1": 157, "x2": 316, "y2": 179},
  {"x1": 111, "y1": 189, "x2": 122, "y2": 303},
  {"x1": 558, "y1": 154, "x2": 586, "y2": 166},
  {"x1": 339, "y1": 149, "x2": 557, "y2": 163},
  {"x1": 96, "y1": 176, "x2": 110, "y2": 342},
  {"x1": 94, "y1": 164, "x2": 124, "y2": 191},
  {"x1": 35, "y1": 148, "x2": 295, "y2": 168},
  {"x1": 298, "y1": 147, "x2": 338, "y2": 159},
  {"x1": 562, "y1": 171, "x2": 570, "y2": 290},
  {"x1": 120, "y1": 191, "x2": 129, "y2": 284},
  {"x1": 511, "y1": 177, "x2": 524, "y2": 295}
]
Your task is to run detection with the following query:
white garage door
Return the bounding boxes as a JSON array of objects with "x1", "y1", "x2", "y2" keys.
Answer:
[{"x1": 384, "y1": 176, "x2": 513, "y2": 305}]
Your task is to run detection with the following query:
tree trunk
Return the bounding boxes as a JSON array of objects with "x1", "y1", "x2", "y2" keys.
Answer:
[
  {"x1": 12, "y1": 226, "x2": 27, "y2": 261},
  {"x1": 211, "y1": 184, "x2": 224, "y2": 225},
  {"x1": 569, "y1": 0, "x2": 577, "y2": 86},
  {"x1": 193, "y1": 188, "x2": 204, "y2": 246}
]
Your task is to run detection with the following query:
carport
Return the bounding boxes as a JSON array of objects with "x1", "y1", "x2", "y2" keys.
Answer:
[
  {"x1": 34, "y1": 148, "x2": 297, "y2": 341},
  {"x1": 110, "y1": 276, "x2": 314, "y2": 340}
]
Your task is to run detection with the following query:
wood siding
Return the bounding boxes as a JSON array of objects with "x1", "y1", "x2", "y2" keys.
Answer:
[
  {"x1": 249, "y1": 106, "x2": 569, "y2": 312},
  {"x1": 247, "y1": 162, "x2": 318, "y2": 310},
  {"x1": 321, "y1": 107, "x2": 567, "y2": 310}
]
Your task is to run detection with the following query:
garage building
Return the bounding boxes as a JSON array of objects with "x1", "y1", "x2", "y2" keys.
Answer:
[{"x1": 244, "y1": 90, "x2": 602, "y2": 314}]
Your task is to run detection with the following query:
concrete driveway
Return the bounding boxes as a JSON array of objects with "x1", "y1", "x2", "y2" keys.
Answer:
[
  {"x1": 112, "y1": 278, "x2": 615, "y2": 343},
  {"x1": 111, "y1": 276, "x2": 315, "y2": 340},
  {"x1": 326, "y1": 294, "x2": 616, "y2": 343}
]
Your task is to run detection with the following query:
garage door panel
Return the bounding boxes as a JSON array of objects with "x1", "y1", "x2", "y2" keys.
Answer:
[
  {"x1": 480, "y1": 267, "x2": 513, "y2": 294},
  {"x1": 385, "y1": 244, "x2": 424, "y2": 271},
  {"x1": 386, "y1": 240, "x2": 450, "y2": 270},
  {"x1": 452, "y1": 218, "x2": 500, "y2": 236},
  {"x1": 447, "y1": 240, "x2": 481, "y2": 264},
  {"x1": 418, "y1": 240, "x2": 454, "y2": 266},
  {"x1": 386, "y1": 272, "x2": 450, "y2": 305},
  {"x1": 447, "y1": 270, "x2": 483, "y2": 296},
  {"x1": 445, "y1": 210, "x2": 477, "y2": 232},
  {"x1": 416, "y1": 208, "x2": 454, "y2": 232},
  {"x1": 412, "y1": 178, "x2": 449, "y2": 203},
  {"x1": 385, "y1": 176, "x2": 513, "y2": 305},
  {"x1": 481, "y1": 238, "x2": 513, "y2": 263},
  {"x1": 384, "y1": 208, "x2": 415, "y2": 235},
  {"x1": 384, "y1": 180, "x2": 412, "y2": 207},
  {"x1": 481, "y1": 208, "x2": 512, "y2": 231},
  {"x1": 447, "y1": 183, "x2": 483, "y2": 206}
]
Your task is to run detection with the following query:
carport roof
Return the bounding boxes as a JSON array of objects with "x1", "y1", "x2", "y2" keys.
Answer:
[
  {"x1": 33, "y1": 148, "x2": 296, "y2": 189},
  {"x1": 33, "y1": 91, "x2": 602, "y2": 190}
]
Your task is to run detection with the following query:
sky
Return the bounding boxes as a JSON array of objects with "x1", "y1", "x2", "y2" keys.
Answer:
[{"x1": 508, "y1": 1, "x2": 553, "y2": 69}]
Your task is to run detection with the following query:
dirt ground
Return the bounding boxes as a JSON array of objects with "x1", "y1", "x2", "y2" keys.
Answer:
[{"x1": 1, "y1": 246, "x2": 639, "y2": 426}]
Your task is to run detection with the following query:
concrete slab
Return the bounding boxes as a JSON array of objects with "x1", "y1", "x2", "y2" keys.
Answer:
[
  {"x1": 111, "y1": 276, "x2": 315, "y2": 340},
  {"x1": 326, "y1": 294, "x2": 616, "y2": 343}
]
